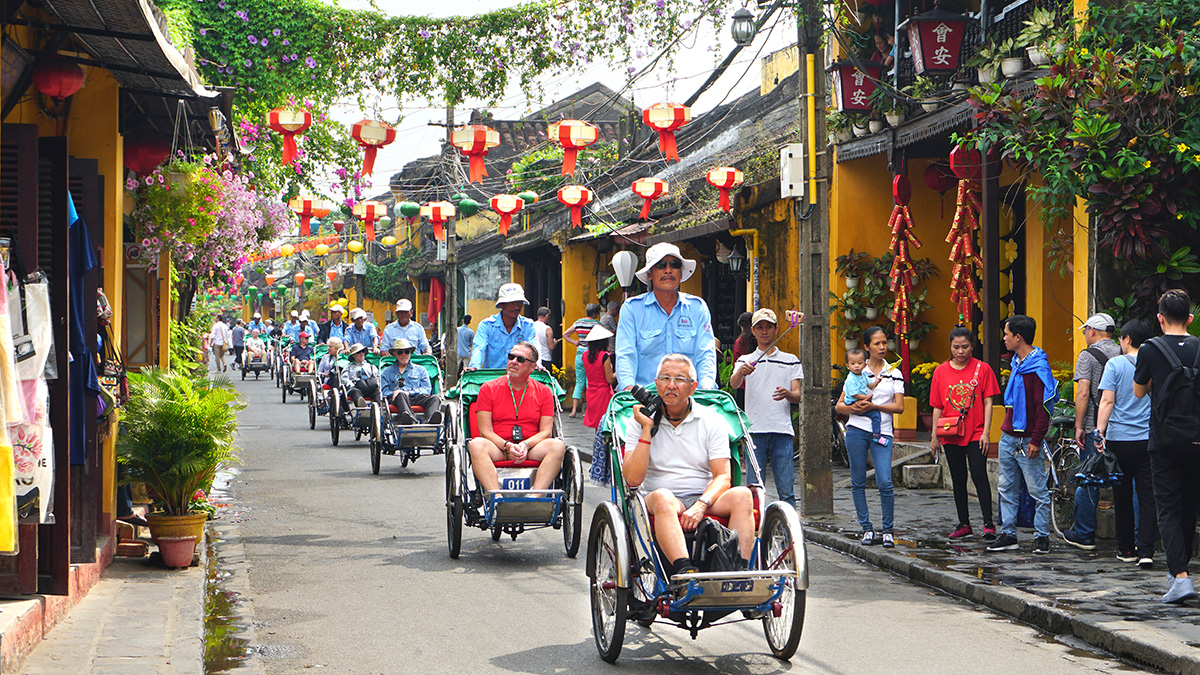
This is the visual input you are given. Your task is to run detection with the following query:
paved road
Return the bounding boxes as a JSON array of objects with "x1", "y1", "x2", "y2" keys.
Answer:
[{"x1": 225, "y1": 371, "x2": 1143, "y2": 675}]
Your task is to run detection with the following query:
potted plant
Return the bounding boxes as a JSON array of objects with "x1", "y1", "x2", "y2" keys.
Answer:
[
  {"x1": 1019, "y1": 8, "x2": 1066, "y2": 66},
  {"x1": 834, "y1": 249, "x2": 872, "y2": 288},
  {"x1": 836, "y1": 321, "x2": 862, "y2": 353},
  {"x1": 998, "y1": 38, "x2": 1026, "y2": 77},
  {"x1": 966, "y1": 39, "x2": 1012, "y2": 84},
  {"x1": 851, "y1": 113, "x2": 871, "y2": 137},
  {"x1": 868, "y1": 112, "x2": 886, "y2": 134},
  {"x1": 832, "y1": 289, "x2": 868, "y2": 321},
  {"x1": 909, "y1": 76, "x2": 941, "y2": 114},
  {"x1": 827, "y1": 110, "x2": 854, "y2": 143},
  {"x1": 871, "y1": 88, "x2": 905, "y2": 128},
  {"x1": 117, "y1": 368, "x2": 243, "y2": 565},
  {"x1": 907, "y1": 320, "x2": 937, "y2": 350}
]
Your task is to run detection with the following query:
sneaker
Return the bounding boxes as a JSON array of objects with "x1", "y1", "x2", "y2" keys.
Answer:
[
  {"x1": 982, "y1": 525, "x2": 997, "y2": 541},
  {"x1": 861, "y1": 530, "x2": 878, "y2": 546},
  {"x1": 1139, "y1": 557, "x2": 1155, "y2": 570},
  {"x1": 1033, "y1": 536, "x2": 1050, "y2": 554},
  {"x1": 948, "y1": 524, "x2": 973, "y2": 540},
  {"x1": 1116, "y1": 550, "x2": 1139, "y2": 563},
  {"x1": 1061, "y1": 528, "x2": 1097, "y2": 550},
  {"x1": 881, "y1": 532, "x2": 895, "y2": 549},
  {"x1": 425, "y1": 410, "x2": 443, "y2": 426},
  {"x1": 1162, "y1": 576, "x2": 1197, "y2": 604},
  {"x1": 986, "y1": 533, "x2": 1019, "y2": 551}
]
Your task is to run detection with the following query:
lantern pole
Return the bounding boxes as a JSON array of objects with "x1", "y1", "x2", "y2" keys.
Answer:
[{"x1": 443, "y1": 103, "x2": 461, "y2": 389}]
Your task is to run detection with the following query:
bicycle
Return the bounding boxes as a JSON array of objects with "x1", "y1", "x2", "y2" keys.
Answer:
[{"x1": 1043, "y1": 400, "x2": 1080, "y2": 538}]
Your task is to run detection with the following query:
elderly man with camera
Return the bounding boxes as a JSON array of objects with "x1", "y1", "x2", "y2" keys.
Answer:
[
  {"x1": 468, "y1": 341, "x2": 566, "y2": 492},
  {"x1": 622, "y1": 354, "x2": 755, "y2": 577}
]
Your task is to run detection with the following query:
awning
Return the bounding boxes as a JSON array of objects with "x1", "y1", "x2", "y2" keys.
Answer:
[
  {"x1": 646, "y1": 217, "x2": 732, "y2": 246},
  {"x1": 567, "y1": 222, "x2": 651, "y2": 243}
]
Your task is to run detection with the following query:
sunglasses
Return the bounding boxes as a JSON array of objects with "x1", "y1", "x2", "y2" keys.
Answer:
[
  {"x1": 652, "y1": 259, "x2": 684, "y2": 270},
  {"x1": 394, "y1": 349, "x2": 414, "y2": 355},
  {"x1": 507, "y1": 352, "x2": 534, "y2": 364}
]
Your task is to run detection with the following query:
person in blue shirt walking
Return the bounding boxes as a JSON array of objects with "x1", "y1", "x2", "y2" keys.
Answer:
[
  {"x1": 381, "y1": 338, "x2": 442, "y2": 425},
  {"x1": 345, "y1": 308, "x2": 378, "y2": 350},
  {"x1": 380, "y1": 298, "x2": 431, "y2": 355},
  {"x1": 468, "y1": 283, "x2": 537, "y2": 370},
  {"x1": 282, "y1": 311, "x2": 302, "y2": 343},
  {"x1": 456, "y1": 315, "x2": 474, "y2": 375},
  {"x1": 615, "y1": 243, "x2": 717, "y2": 390}
]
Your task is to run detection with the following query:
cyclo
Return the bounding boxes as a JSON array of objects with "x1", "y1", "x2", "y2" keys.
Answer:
[
  {"x1": 443, "y1": 369, "x2": 584, "y2": 559},
  {"x1": 273, "y1": 335, "x2": 292, "y2": 388},
  {"x1": 242, "y1": 343, "x2": 271, "y2": 380},
  {"x1": 325, "y1": 348, "x2": 383, "y2": 446},
  {"x1": 303, "y1": 344, "x2": 331, "y2": 429},
  {"x1": 281, "y1": 340, "x2": 317, "y2": 404},
  {"x1": 366, "y1": 353, "x2": 447, "y2": 474},
  {"x1": 586, "y1": 389, "x2": 808, "y2": 663}
]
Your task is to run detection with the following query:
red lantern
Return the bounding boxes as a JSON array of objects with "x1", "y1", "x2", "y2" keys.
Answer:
[
  {"x1": 924, "y1": 161, "x2": 957, "y2": 217},
  {"x1": 421, "y1": 201, "x2": 456, "y2": 241},
  {"x1": 31, "y1": 58, "x2": 84, "y2": 100},
  {"x1": 902, "y1": 8, "x2": 969, "y2": 77},
  {"x1": 826, "y1": 60, "x2": 883, "y2": 113},
  {"x1": 288, "y1": 196, "x2": 333, "y2": 237},
  {"x1": 489, "y1": 194, "x2": 525, "y2": 237},
  {"x1": 123, "y1": 136, "x2": 171, "y2": 176},
  {"x1": 706, "y1": 167, "x2": 744, "y2": 212},
  {"x1": 326, "y1": 269, "x2": 338, "y2": 284},
  {"x1": 557, "y1": 185, "x2": 592, "y2": 229},
  {"x1": 266, "y1": 108, "x2": 312, "y2": 165},
  {"x1": 642, "y1": 103, "x2": 691, "y2": 162},
  {"x1": 332, "y1": 219, "x2": 345, "y2": 234},
  {"x1": 631, "y1": 177, "x2": 668, "y2": 221},
  {"x1": 351, "y1": 119, "x2": 396, "y2": 176},
  {"x1": 294, "y1": 273, "x2": 306, "y2": 286},
  {"x1": 549, "y1": 119, "x2": 599, "y2": 176},
  {"x1": 949, "y1": 145, "x2": 982, "y2": 180},
  {"x1": 352, "y1": 201, "x2": 387, "y2": 241},
  {"x1": 450, "y1": 125, "x2": 500, "y2": 183}
]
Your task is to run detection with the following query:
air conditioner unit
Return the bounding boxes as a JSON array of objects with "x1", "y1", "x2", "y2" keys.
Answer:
[{"x1": 779, "y1": 143, "x2": 805, "y2": 199}]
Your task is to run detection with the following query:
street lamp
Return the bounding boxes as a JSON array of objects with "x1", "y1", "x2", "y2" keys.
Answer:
[
  {"x1": 726, "y1": 247, "x2": 745, "y2": 273},
  {"x1": 730, "y1": 8, "x2": 756, "y2": 47}
]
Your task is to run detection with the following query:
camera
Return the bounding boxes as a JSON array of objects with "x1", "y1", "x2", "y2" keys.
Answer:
[
  {"x1": 629, "y1": 385, "x2": 663, "y2": 420},
  {"x1": 511, "y1": 426, "x2": 523, "y2": 443}
]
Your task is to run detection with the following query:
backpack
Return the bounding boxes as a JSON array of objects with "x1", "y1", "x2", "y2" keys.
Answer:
[
  {"x1": 1146, "y1": 336, "x2": 1200, "y2": 449},
  {"x1": 690, "y1": 518, "x2": 741, "y2": 573}
]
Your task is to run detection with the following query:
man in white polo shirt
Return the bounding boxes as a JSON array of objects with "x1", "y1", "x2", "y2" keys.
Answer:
[{"x1": 729, "y1": 308, "x2": 804, "y2": 507}]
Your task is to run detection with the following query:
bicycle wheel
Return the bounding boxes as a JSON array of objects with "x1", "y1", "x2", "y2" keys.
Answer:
[
  {"x1": 588, "y1": 505, "x2": 628, "y2": 663},
  {"x1": 562, "y1": 453, "x2": 582, "y2": 558},
  {"x1": 369, "y1": 403, "x2": 382, "y2": 475},
  {"x1": 761, "y1": 506, "x2": 806, "y2": 660},
  {"x1": 1049, "y1": 441, "x2": 1079, "y2": 537},
  {"x1": 831, "y1": 418, "x2": 849, "y2": 467},
  {"x1": 329, "y1": 394, "x2": 341, "y2": 446}
]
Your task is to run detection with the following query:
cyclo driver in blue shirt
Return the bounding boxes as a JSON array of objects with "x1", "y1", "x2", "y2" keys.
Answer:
[
  {"x1": 381, "y1": 338, "x2": 442, "y2": 425},
  {"x1": 615, "y1": 243, "x2": 718, "y2": 391},
  {"x1": 468, "y1": 283, "x2": 537, "y2": 370}
]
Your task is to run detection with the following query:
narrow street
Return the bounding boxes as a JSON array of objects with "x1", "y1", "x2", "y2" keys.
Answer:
[{"x1": 224, "y1": 373, "x2": 1140, "y2": 675}]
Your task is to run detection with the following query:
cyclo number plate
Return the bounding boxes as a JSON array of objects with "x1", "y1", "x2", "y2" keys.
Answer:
[
  {"x1": 501, "y1": 477, "x2": 531, "y2": 490},
  {"x1": 721, "y1": 580, "x2": 754, "y2": 593}
]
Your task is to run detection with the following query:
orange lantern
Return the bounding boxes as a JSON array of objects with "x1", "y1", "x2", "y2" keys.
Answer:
[
  {"x1": 642, "y1": 103, "x2": 691, "y2": 162},
  {"x1": 632, "y1": 177, "x2": 668, "y2": 221},
  {"x1": 421, "y1": 201, "x2": 456, "y2": 241},
  {"x1": 557, "y1": 185, "x2": 592, "y2": 229},
  {"x1": 266, "y1": 108, "x2": 312, "y2": 165},
  {"x1": 450, "y1": 125, "x2": 500, "y2": 183},
  {"x1": 548, "y1": 119, "x2": 599, "y2": 176},
  {"x1": 265, "y1": 274, "x2": 276, "y2": 286},
  {"x1": 326, "y1": 269, "x2": 337, "y2": 284},
  {"x1": 705, "y1": 167, "x2": 745, "y2": 212},
  {"x1": 294, "y1": 272, "x2": 306, "y2": 286},
  {"x1": 289, "y1": 196, "x2": 333, "y2": 237},
  {"x1": 352, "y1": 200, "x2": 387, "y2": 241},
  {"x1": 351, "y1": 119, "x2": 396, "y2": 176},
  {"x1": 489, "y1": 194, "x2": 525, "y2": 237}
]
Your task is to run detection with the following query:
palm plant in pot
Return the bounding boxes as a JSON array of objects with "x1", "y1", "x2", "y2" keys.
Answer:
[
  {"x1": 117, "y1": 368, "x2": 243, "y2": 563},
  {"x1": 909, "y1": 76, "x2": 941, "y2": 114}
]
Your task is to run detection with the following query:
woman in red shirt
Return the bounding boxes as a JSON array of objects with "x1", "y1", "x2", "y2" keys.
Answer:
[{"x1": 930, "y1": 327, "x2": 1001, "y2": 541}]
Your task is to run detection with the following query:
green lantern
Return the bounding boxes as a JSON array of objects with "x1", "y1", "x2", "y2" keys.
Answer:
[
  {"x1": 257, "y1": 293, "x2": 264, "y2": 300},
  {"x1": 378, "y1": 216, "x2": 392, "y2": 228},
  {"x1": 277, "y1": 284, "x2": 287, "y2": 294},
  {"x1": 304, "y1": 278, "x2": 314, "y2": 289},
  {"x1": 270, "y1": 291, "x2": 277, "y2": 298},
  {"x1": 517, "y1": 190, "x2": 539, "y2": 204},
  {"x1": 458, "y1": 198, "x2": 481, "y2": 217},
  {"x1": 248, "y1": 285, "x2": 258, "y2": 294},
  {"x1": 450, "y1": 192, "x2": 467, "y2": 204},
  {"x1": 398, "y1": 201, "x2": 420, "y2": 219}
]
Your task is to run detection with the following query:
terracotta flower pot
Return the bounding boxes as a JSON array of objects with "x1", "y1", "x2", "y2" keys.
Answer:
[
  {"x1": 146, "y1": 512, "x2": 207, "y2": 545},
  {"x1": 158, "y1": 535, "x2": 197, "y2": 569}
]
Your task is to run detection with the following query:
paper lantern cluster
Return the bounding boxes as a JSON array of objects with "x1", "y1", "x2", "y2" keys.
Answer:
[
  {"x1": 947, "y1": 146, "x2": 983, "y2": 323},
  {"x1": 642, "y1": 103, "x2": 691, "y2": 162},
  {"x1": 451, "y1": 125, "x2": 500, "y2": 183},
  {"x1": 549, "y1": 120, "x2": 599, "y2": 175},
  {"x1": 288, "y1": 196, "x2": 333, "y2": 237}
]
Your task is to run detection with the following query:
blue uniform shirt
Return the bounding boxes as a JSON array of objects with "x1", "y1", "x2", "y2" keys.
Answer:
[
  {"x1": 345, "y1": 323, "x2": 377, "y2": 350},
  {"x1": 282, "y1": 321, "x2": 302, "y2": 343},
  {"x1": 615, "y1": 291, "x2": 717, "y2": 390},
  {"x1": 381, "y1": 320, "x2": 430, "y2": 354},
  {"x1": 247, "y1": 320, "x2": 267, "y2": 334},
  {"x1": 469, "y1": 313, "x2": 537, "y2": 369},
  {"x1": 381, "y1": 362, "x2": 432, "y2": 398},
  {"x1": 457, "y1": 325, "x2": 475, "y2": 358}
]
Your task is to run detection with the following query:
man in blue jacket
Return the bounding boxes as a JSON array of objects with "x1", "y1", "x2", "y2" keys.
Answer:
[{"x1": 468, "y1": 283, "x2": 537, "y2": 370}]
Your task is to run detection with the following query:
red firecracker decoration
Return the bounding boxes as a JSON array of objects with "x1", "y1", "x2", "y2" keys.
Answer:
[
  {"x1": 947, "y1": 177, "x2": 982, "y2": 324},
  {"x1": 352, "y1": 200, "x2": 387, "y2": 241},
  {"x1": 31, "y1": 58, "x2": 85, "y2": 100},
  {"x1": 887, "y1": 175, "x2": 924, "y2": 378},
  {"x1": 267, "y1": 108, "x2": 312, "y2": 165},
  {"x1": 706, "y1": 167, "x2": 745, "y2": 212},
  {"x1": 631, "y1": 177, "x2": 668, "y2": 221},
  {"x1": 450, "y1": 125, "x2": 500, "y2": 183},
  {"x1": 557, "y1": 185, "x2": 592, "y2": 228},
  {"x1": 288, "y1": 196, "x2": 333, "y2": 237},
  {"x1": 489, "y1": 194, "x2": 525, "y2": 237},
  {"x1": 421, "y1": 201, "x2": 456, "y2": 241},
  {"x1": 549, "y1": 119, "x2": 599, "y2": 176},
  {"x1": 351, "y1": 119, "x2": 396, "y2": 176},
  {"x1": 642, "y1": 103, "x2": 691, "y2": 162}
]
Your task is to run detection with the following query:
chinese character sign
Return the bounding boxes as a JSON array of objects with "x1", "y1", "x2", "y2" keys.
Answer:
[
  {"x1": 828, "y1": 61, "x2": 883, "y2": 113},
  {"x1": 907, "y1": 10, "x2": 968, "y2": 75}
]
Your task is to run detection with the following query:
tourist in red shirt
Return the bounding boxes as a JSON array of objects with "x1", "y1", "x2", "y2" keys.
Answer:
[
  {"x1": 930, "y1": 327, "x2": 1001, "y2": 541},
  {"x1": 468, "y1": 341, "x2": 565, "y2": 491}
]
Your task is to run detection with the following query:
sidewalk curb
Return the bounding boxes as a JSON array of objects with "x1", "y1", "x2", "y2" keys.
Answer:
[{"x1": 803, "y1": 526, "x2": 1200, "y2": 675}]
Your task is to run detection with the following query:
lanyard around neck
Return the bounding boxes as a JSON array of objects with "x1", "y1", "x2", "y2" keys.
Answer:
[{"x1": 508, "y1": 379, "x2": 528, "y2": 415}]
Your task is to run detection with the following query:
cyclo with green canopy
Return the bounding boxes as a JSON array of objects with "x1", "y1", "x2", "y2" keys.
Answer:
[
  {"x1": 443, "y1": 369, "x2": 584, "y2": 559},
  {"x1": 326, "y1": 350, "x2": 388, "y2": 447},
  {"x1": 281, "y1": 337, "x2": 318, "y2": 404},
  {"x1": 365, "y1": 353, "x2": 447, "y2": 475},
  {"x1": 586, "y1": 389, "x2": 808, "y2": 663},
  {"x1": 304, "y1": 345, "x2": 331, "y2": 429}
]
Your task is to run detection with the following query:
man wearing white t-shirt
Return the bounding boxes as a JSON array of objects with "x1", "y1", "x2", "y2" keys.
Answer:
[
  {"x1": 533, "y1": 307, "x2": 556, "y2": 369},
  {"x1": 209, "y1": 315, "x2": 232, "y2": 372},
  {"x1": 729, "y1": 308, "x2": 804, "y2": 506}
]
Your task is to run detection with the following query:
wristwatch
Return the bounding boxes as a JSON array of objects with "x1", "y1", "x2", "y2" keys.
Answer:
[{"x1": 696, "y1": 496, "x2": 711, "y2": 509}]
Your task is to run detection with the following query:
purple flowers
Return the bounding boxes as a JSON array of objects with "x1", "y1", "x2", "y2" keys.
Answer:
[
  {"x1": 236, "y1": 9, "x2": 248, "y2": 21},
  {"x1": 244, "y1": 59, "x2": 253, "y2": 67},
  {"x1": 248, "y1": 34, "x2": 257, "y2": 44},
  {"x1": 419, "y1": 28, "x2": 431, "y2": 38},
  {"x1": 272, "y1": 28, "x2": 281, "y2": 36},
  {"x1": 291, "y1": 53, "x2": 299, "y2": 61},
  {"x1": 282, "y1": 39, "x2": 290, "y2": 46},
  {"x1": 199, "y1": 28, "x2": 208, "y2": 35},
  {"x1": 260, "y1": 38, "x2": 268, "y2": 47},
  {"x1": 217, "y1": 0, "x2": 226, "y2": 8},
  {"x1": 305, "y1": 56, "x2": 317, "y2": 69}
]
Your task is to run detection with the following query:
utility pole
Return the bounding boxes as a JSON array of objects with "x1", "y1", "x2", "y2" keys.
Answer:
[
  {"x1": 443, "y1": 104, "x2": 460, "y2": 389},
  {"x1": 796, "y1": 0, "x2": 833, "y2": 516}
]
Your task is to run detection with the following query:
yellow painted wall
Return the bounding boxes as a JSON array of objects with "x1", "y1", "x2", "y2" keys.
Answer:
[
  {"x1": 561, "y1": 242, "x2": 600, "y2": 370},
  {"x1": 511, "y1": 260, "x2": 525, "y2": 288},
  {"x1": 761, "y1": 45, "x2": 800, "y2": 97},
  {"x1": 736, "y1": 195, "x2": 801, "y2": 356},
  {"x1": 467, "y1": 299, "x2": 495, "y2": 327}
]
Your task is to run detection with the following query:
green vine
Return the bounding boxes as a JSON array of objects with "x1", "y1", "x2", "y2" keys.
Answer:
[
  {"x1": 508, "y1": 141, "x2": 620, "y2": 198},
  {"x1": 363, "y1": 248, "x2": 419, "y2": 303}
]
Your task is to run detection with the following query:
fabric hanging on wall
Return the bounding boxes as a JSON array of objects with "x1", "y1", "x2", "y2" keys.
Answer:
[
  {"x1": 12, "y1": 276, "x2": 50, "y2": 416},
  {"x1": 0, "y1": 426, "x2": 17, "y2": 553},
  {"x1": 1, "y1": 266, "x2": 51, "y2": 523},
  {"x1": 67, "y1": 193, "x2": 102, "y2": 465},
  {"x1": 0, "y1": 271, "x2": 25, "y2": 426}
]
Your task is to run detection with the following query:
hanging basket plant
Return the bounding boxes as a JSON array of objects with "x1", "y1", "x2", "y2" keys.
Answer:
[{"x1": 129, "y1": 159, "x2": 223, "y2": 247}]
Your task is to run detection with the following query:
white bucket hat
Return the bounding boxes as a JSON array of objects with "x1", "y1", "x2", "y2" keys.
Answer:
[
  {"x1": 290, "y1": 310, "x2": 299, "y2": 318},
  {"x1": 389, "y1": 338, "x2": 415, "y2": 352},
  {"x1": 349, "y1": 307, "x2": 366, "y2": 320},
  {"x1": 584, "y1": 325, "x2": 614, "y2": 343},
  {"x1": 635, "y1": 242, "x2": 696, "y2": 284},
  {"x1": 253, "y1": 312, "x2": 261, "y2": 318},
  {"x1": 495, "y1": 283, "x2": 529, "y2": 307},
  {"x1": 328, "y1": 304, "x2": 344, "y2": 314},
  {"x1": 395, "y1": 298, "x2": 413, "y2": 312}
]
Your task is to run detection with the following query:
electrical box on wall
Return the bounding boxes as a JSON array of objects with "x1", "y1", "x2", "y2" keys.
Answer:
[{"x1": 779, "y1": 143, "x2": 806, "y2": 199}]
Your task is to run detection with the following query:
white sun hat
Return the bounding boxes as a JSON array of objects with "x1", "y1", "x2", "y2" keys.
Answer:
[
  {"x1": 635, "y1": 242, "x2": 696, "y2": 284},
  {"x1": 494, "y1": 283, "x2": 529, "y2": 307}
]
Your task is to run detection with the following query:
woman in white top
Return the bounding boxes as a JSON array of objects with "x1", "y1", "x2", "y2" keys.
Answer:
[{"x1": 834, "y1": 326, "x2": 906, "y2": 548}]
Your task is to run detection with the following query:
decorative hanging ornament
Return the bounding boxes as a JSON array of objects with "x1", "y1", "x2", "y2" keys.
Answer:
[
  {"x1": 381, "y1": 235, "x2": 397, "y2": 247},
  {"x1": 347, "y1": 240, "x2": 364, "y2": 253},
  {"x1": 304, "y1": 279, "x2": 314, "y2": 289},
  {"x1": 351, "y1": 119, "x2": 396, "y2": 176},
  {"x1": 265, "y1": 274, "x2": 276, "y2": 286},
  {"x1": 517, "y1": 190, "x2": 539, "y2": 204},
  {"x1": 31, "y1": 58, "x2": 85, "y2": 100},
  {"x1": 489, "y1": 194, "x2": 525, "y2": 237},
  {"x1": 123, "y1": 135, "x2": 171, "y2": 176},
  {"x1": 642, "y1": 103, "x2": 691, "y2": 162},
  {"x1": 294, "y1": 272, "x2": 306, "y2": 286},
  {"x1": 332, "y1": 219, "x2": 345, "y2": 234},
  {"x1": 266, "y1": 108, "x2": 312, "y2": 165},
  {"x1": 314, "y1": 243, "x2": 329, "y2": 256},
  {"x1": 326, "y1": 269, "x2": 338, "y2": 284},
  {"x1": 949, "y1": 145, "x2": 982, "y2": 180},
  {"x1": 421, "y1": 201, "x2": 456, "y2": 241},
  {"x1": 280, "y1": 244, "x2": 295, "y2": 257},
  {"x1": 885, "y1": 174, "x2": 924, "y2": 379},
  {"x1": 458, "y1": 198, "x2": 481, "y2": 218},
  {"x1": 705, "y1": 167, "x2": 745, "y2": 212},
  {"x1": 398, "y1": 202, "x2": 421, "y2": 223},
  {"x1": 947, "y1": 172, "x2": 982, "y2": 323},
  {"x1": 352, "y1": 200, "x2": 387, "y2": 241},
  {"x1": 450, "y1": 125, "x2": 500, "y2": 183},
  {"x1": 549, "y1": 119, "x2": 599, "y2": 175},
  {"x1": 277, "y1": 284, "x2": 287, "y2": 294},
  {"x1": 631, "y1": 177, "x2": 668, "y2": 221},
  {"x1": 557, "y1": 185, "x2": 593, "y2": 228},
  {"x1": 924, "y1": 161, "x2": 957, "y2": 217},
  {"x1": 288, "y1": 196, "x2": 333, "y2": 237}
]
